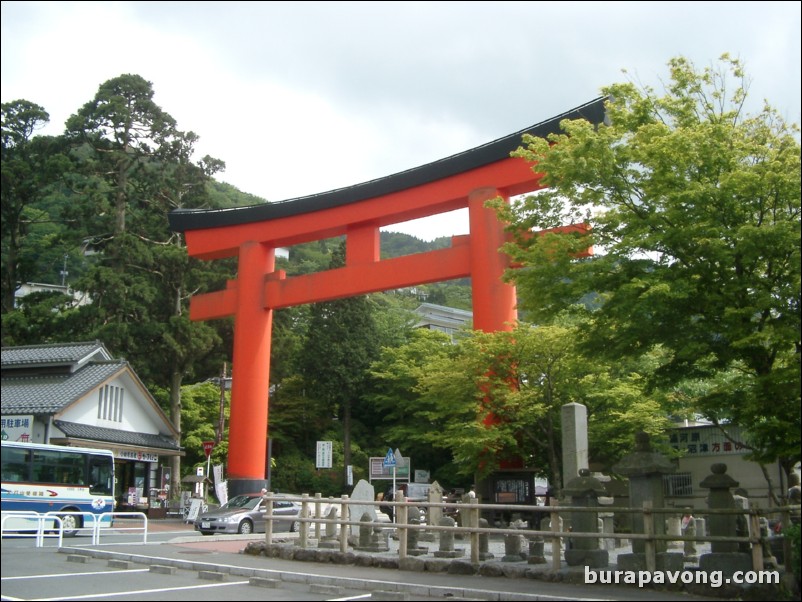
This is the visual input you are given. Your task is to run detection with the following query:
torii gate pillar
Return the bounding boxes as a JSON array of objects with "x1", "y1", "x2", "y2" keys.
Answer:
[
  {"x1": 227, "y1": 242, "x2": 274, "y2": 492},
  {"x1": 469, "y1": 188, "x2": 516, "y2": 332}
]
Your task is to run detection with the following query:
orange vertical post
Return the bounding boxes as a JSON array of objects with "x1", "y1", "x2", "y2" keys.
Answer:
[
  {"x1": 469, "y1": 188, "x2": 523, "y2": 472},
  {"x1": 468, "y1": 188, "x2": 517, "y2": 333},
  {"x1": 228, "y1": 241, "x2": 274, "y2": 490}
]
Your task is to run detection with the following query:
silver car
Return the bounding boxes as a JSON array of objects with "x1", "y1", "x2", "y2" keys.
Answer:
[{"x1": 194, "y1": 493, "x2": 301, "y2": 535}]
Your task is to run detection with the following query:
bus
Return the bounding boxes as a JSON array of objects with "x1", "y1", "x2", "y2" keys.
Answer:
[{"x1": 1, "y1": 440, "x2": 115, "y2": 535}]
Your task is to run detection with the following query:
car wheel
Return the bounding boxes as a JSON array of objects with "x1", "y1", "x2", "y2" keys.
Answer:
[
  {"x1": 58, "y1": 513, "x2": 81, "y2": 537},
  {"x1": 238, "y1": 519, "x2": 254, "y2": 535},
  {"x1": 290, "y1": 519, "x2": 301, "y2": 533}
]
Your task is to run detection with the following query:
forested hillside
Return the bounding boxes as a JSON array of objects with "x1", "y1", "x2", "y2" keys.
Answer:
[{"x1": 1, "y1": 75, "x2": 472, "y2": 493}]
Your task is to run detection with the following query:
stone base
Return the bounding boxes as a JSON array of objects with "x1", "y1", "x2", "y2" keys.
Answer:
[
  {"x1": 406, "y1": 548, "x2": 428, "y2": 556},
  {"x1": 480, "y1": 552, "x2": 495, "y2": 561},
  {"x1": 502, "y1": 555, "x2": 524, "y2": 562},
  {"x1": 527, "y1": 555, "x2": 546, "y2": 564},
  {"x1": 434, "y1": 549, "x2": 464, "y2": 558},
  {"x1": 318, "y1": 540, "x2": 341, "y2": 549},
  {"x1": 699, "y1": 553, "x2": 752, "y2": 576},
  {"x1": 565, "y1": 548, "x2": 609, "y2": 568},
  {"x1": 617, "y1": 552, "x2": 684, "y2": 572},
  {"x1": 355, "y1": 545, "x2": 389, "y2": 553}
]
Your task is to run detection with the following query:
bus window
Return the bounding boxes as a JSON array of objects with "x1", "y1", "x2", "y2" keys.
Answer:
[
  {"x1": 88, "y1": 454, "x2": 113, "y2": 495},
  {"x1": 0, "y1": 446, "x2": 28, "y2": 482}
]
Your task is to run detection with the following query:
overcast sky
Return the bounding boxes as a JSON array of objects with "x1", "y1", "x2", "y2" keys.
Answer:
[{"x1": 2, "y1": 1, "x2": 800, "y2": 240}]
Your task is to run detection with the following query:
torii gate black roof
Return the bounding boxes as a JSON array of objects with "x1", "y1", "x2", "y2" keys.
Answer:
[{"x1": 168, "y1": 97, "x2": 607, "y2": 233}]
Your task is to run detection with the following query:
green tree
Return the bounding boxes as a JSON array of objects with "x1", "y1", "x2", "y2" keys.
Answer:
[
  {"x1": 367, "y1": 327, "x2": 460, "y2": 484},
  {"x1": 495, "y1": 54, "x2": 801, "y2": 482},
  {"x1": 65, "y1": 74, "x2": 179, "y2": 240},
  {"x1": 370, "y1": 321, "x2": 671, "y2": 489},
  {"x1": 299, "y1": 242, "x2": 381, "y2": 487},
  {"x1": 176, "y1": 381, "x2": 229, "y2": 493},
  {"x1": 1, "y1": 100, "x2": 66, "y2": 316},
  {"x1": 61, "y1": 74, "x2": 231, "y2": 493}
]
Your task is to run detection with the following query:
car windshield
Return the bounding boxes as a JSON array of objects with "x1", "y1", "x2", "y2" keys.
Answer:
[{"x1": 223, "y1": 495, "x2": 260, "y2": 510}]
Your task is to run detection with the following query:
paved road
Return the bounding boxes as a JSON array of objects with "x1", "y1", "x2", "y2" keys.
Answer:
[{"x1": 1, "y1": 519, "x2": 719, "y2": 601}]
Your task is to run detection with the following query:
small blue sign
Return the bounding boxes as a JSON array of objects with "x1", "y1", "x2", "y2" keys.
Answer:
[{"x1": 383, "y1": 447, "x2": 396, "y2": 467}]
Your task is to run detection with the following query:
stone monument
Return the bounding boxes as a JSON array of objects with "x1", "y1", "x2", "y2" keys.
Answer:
[
  {"x1": 405, "y1": 515, "x2": 428, "y2": 556},
  {"x1": 561, "y1": 403, "x2": 589, "y2": 495},
  {"x1": 317, "y1": 506, "x2": 340, "y2": 549},
  {"x1": 613, "y1": 431, "x2": 682, "y2": 571},
  {"x1": 562, "y1": 468, "x2": 609, "y2": 568},
  {"x1": 348, "y1": 479, "x2": 377, "y2": 537},
  {"x1": 433, "y1": 516, "x2": 464, "y2": 558},
  {"x1": 698, "y1": 463, "x2": 752, "y2": 576}
]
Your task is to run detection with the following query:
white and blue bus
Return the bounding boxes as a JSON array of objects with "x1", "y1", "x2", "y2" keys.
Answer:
[{"x1": 1, "y1": 440, "x2": 115, "y2": 535}]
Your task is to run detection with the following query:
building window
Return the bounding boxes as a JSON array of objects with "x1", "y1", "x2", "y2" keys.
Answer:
[
  {"x1": 663, "y1": 472, "x2": 693, "y2": 497},
  {"x1": 98, "y1": 385, "x2": 124, "y2": 423}
]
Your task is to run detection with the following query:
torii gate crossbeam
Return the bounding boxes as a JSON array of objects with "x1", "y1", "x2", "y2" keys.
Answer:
[{"x1": 169, "y1": 99, "x2": 606, "y2": 495}]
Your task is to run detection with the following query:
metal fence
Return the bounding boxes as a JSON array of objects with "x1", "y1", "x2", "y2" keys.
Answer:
[{"x1": 1, "y1": 511, "x2": 148, "y2": 546}]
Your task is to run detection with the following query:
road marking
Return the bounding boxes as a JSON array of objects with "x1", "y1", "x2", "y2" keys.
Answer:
[
  {"x1": 1, "y1": 570, "x2": 150, "y2": 581},
  {"x1": 30, "y1": 580, "x2": 252, "y2": 601}
]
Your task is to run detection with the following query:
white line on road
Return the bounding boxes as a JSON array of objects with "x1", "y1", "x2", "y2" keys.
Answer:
[
  {"x1": 1, "y1": 569, "x2": 150, "y2": 581},
  {"x1": 30, "y1": 580, "x2": 252, "y2": 601}
]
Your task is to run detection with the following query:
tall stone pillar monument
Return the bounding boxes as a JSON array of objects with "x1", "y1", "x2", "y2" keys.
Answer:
[{"x1": 561, "y1": 402, "x2": 588, "y2": 491}]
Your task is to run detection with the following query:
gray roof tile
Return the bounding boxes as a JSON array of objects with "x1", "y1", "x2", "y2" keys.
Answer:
[
  {"x1": 54, "y1": 420, "x2": 180, "y2": 450},
  {"x1": 1, "y1": 341, "x2": 109, "y2": 368},
  {"x1": 1, "y1": 361, "x2": 125, "y2": 414}
]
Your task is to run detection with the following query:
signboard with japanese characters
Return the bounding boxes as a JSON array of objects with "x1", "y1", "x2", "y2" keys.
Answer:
[
  {"x1": 316, "y1": 441, "x2": 333, "y2": 469},
  {"x1": 669, "y1": 425, "x2": 748, "y2": 456},
  {"x1": 1, "y1": 415, "x2": 33, "y2": 443},
  {"x1": 116, "y1": 450, "x2": 159, "y2": 462}
]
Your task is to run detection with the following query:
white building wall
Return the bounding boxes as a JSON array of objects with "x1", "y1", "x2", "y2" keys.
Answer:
[{"x1": 59, "y1": 374, "x2": 163, "y2": 435}]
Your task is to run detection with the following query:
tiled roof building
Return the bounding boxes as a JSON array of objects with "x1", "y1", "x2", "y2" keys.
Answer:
[{"x1": 2, "y1": 341, "x2": 181, "y2": 511}]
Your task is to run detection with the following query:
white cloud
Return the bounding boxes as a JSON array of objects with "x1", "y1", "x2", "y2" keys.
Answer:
[{"x1": 3, "y1": 1, "x2": 799, "y2": 241}]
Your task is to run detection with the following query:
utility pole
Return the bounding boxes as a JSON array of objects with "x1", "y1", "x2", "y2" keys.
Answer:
[
  {"x1": 216, "y1": 363, "x2": 228, "y2": 443},
  {"x1": 60, "y1": 255, "x2": 68, "y2": 287}
]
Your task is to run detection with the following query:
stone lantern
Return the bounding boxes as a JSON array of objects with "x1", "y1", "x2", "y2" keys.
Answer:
[{"x1": 562, "y1": 468, "x2": 609, "y2": 568}]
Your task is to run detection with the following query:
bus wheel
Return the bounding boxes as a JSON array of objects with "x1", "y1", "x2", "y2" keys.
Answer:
[{"x1": 58, "y1": 514, "x2": 81, "y2": 536}]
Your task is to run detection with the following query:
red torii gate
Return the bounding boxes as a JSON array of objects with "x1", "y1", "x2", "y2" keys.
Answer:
[{"x1": 169, "y1": 99, "x2": 605, "y2": 495}]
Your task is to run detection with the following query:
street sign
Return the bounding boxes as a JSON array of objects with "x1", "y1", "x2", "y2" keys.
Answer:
[
  {"x1": 369, "y1": 456, "x2": 411, "y2": 479},
  {"x1": 383, "y1": 447, "x2": 396, "y2": 467},
  {"x1": 316, "y1": 441, "x2": 333, "y2": 468},
  {"x1": 202, "y1": 441, "x2": 215, "y2": 458}
]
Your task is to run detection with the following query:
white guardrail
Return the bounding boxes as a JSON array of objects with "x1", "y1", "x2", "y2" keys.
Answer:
[{"x1": 1, "y1": 511, "x2": 148, "y2": 547}]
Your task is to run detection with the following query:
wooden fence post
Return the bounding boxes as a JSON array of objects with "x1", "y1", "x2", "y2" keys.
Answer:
[
  {"x1": 299, "y1": 493, "x2": 309, "y2": 549},
  {"x1": 550, "y1": 501, "x2": 561, "y2": 571},
  {"x1": 339, "y1": 495, "x2": 349, "y2": 553},
  {"x1": 643, "y1": 500, "x2": 655, "y2": 572},
  {"x1": 263, "y1": 491, "x2": 273, "y2": 545}
]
